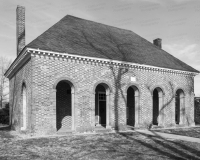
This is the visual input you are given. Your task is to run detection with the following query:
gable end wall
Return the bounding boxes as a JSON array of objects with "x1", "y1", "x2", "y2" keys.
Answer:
[{"x1": 9, "y1": 58, "x2": 32, "y2": 132}]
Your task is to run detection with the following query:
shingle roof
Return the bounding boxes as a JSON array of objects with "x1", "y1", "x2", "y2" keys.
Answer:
[{"x1": 27, "y1": 15, "x2": 199, "y2": 73}]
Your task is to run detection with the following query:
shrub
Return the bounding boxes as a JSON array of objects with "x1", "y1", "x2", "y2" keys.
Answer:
[{"x1": 0, "y1": 103, "x2": 9, "y2": 125}]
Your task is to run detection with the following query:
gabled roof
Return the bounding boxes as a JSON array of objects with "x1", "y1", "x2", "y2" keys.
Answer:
[{"x1": 27, "y1": 15, "x2": 199, "y2": 73}]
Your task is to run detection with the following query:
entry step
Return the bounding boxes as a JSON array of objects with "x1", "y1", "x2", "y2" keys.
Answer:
[
  {"x1": 94, "y1": 125, "x2": 112, "y2": 133},
  {"x1": 151, "y1": 125, "x2": 163, "y2": 129},
  {"x1": 57, "y1": 128, "x2": 74, "y2": 135}
]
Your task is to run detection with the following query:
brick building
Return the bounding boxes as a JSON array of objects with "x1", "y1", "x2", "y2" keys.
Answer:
[{"x1": 5, "y1": 6, "x2": 199, "y2": 135}]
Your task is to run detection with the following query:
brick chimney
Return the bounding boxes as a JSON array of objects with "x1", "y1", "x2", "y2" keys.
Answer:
[
  {"x1": 153, "y1": 38, "x2": 162, "y2": 49},
  {"x1": 16, "y1": 5, "x2": 25, "y2": 56}
]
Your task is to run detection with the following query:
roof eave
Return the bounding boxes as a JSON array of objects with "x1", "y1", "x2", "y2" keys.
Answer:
[
  {"x1": 4, "y1": 47, "x2": 31, "y2": 79},
  {"x1": 27, "y1": 47, "x2": 199, "y2": 76}
]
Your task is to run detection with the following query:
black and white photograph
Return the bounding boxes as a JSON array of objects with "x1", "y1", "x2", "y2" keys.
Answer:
[{"x1": 0, "y1": 0, "x2": 200, "y2": 159}]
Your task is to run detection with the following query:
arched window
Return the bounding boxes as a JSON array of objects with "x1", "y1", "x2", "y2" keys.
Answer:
[
  {"x1": 21, "y1": 83, "x2": 27, "y2": 130},
  {"x1": 175, "y1": 89, "x2": 185, "y2": 125}
]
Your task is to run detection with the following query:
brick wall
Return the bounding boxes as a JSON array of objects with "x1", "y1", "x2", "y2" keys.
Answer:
[
  {"x1": 30, "y1": 54, "x2": 195, "y2": 134},
  {"x1": 195, "y1": 98, "x2": 200, "y2": 124},
  {"x1": 16, "y1": 6, "x2": 25, "y2": 55},
  {"x1": 9, "y1": 59, "x2": 32, "y2": 132}
]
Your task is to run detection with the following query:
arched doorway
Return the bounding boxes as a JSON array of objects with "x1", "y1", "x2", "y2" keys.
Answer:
[
  {"x1": 175, "y1": 89, "x2": 185, "y2": 125},
  {"x1": 127, "y1": 86, "x2": 139, "y2": 127},
  {"x1": 95, "y1": 83, "x2": 110, "y2": 128},
  {"x1": 152, "y1": 87, "x2": 164, "y2": 126},
  {"x1": 21, "y1": 83, "x2": 27, "y2": 130},
  {"x1": 56, "y1": 80, "x2": 73, "y2": 131}
]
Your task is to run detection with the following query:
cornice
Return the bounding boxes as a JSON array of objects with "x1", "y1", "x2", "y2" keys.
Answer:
[
  {"x1": 5, "y1": 48, "x2": 31, "y2": 79},
  {"x1": 28, "y1": 48, "x2": 199, "y2": 77},
  {"x1": 4, "y1": 47, "x2": 199, "y2": 79}
]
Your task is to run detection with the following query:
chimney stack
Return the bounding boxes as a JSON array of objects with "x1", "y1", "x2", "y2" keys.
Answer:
[
  {"x1": 16, "y1": 5, "x2": 25, "y2": 56},
  {"x1": 153, "y1": 38, "x2": 162, "y2": 49}
]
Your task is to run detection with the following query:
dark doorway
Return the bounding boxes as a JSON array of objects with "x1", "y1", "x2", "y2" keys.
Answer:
[
  {"x1": 175, "y1": 93, "x2": 180, "y2": 124},
  {"x1": 153, "y1": 89, "x2": 159, "y2": 125},
  {"x1": 95, "y1": 84, "x2": 106, "y2": 126},
  {"x1": 56, "y1": 81, "x2": 71, "y2": 130},
  {"x1": 127, "y1": 87, "x2": 135, "y2": 126}
]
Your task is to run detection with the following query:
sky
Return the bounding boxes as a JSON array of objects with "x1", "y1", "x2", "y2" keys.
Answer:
[{"x1": 0, "y1": 0, "x2": 200, "y2": 96}]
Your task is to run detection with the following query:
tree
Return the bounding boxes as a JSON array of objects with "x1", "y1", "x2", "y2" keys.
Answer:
[{"x1": 0, "y1": 57, "x2": 12, "y2": 108}]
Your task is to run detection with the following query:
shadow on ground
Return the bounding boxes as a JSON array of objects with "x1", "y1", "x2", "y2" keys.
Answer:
[{"x1": 0, "y1": 131, "x2": 200, "y2": 159}]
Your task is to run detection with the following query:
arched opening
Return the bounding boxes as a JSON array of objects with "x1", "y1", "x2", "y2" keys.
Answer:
[
  {"x1": 127, "y1": 86, "x2": 139, "y2": 127},
  {"x1": 21, "y1": 83, "x2": 27, "y2": 130},
  {"x1": 95, "y1": 83, "x2": 110, "y2": 128},
  {"x1": 152, "y1": 87, "x2": 164, "y2": 126},
  {"x1": 56, "y1": 80, "x2": 73, "y2": 131},
  {"x1": 175, "y1": 89, "x2": 185, "y2": 125}
]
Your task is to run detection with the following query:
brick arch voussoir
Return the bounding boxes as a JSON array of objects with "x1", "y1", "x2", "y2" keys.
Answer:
[
  {"x1": 92, "y1": 80, "x2": 113, "y2": 94},
  {"x1": 22, "y1": 80, "x2": 27, "y2": 88},
  {"x1": 53, "y1": 77, "x2": 77, "y2": 93},
  {"x1": 125, "y1": 83, "x2": 141, "y2": 96},
  {"x1": 150, "y1": 85, "x2": 166, "y2": 96},
  {"x1": 174, "y1": 87, "x2": 186, "y2": 97}
]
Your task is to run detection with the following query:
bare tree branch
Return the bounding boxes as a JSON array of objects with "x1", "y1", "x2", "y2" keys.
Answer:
[{"x1": 0, "y1": 57, "x2": 12, "y2": 108}]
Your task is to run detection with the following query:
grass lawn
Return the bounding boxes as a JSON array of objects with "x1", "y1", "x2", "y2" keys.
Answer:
[
  {"x1": 154, "y1": 126, "x2": 200, "y2": 138},
  {"x1": 0, "y1": 131, "x2": 200, "y2": 160}
]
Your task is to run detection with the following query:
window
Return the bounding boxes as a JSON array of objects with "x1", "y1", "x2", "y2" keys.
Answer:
[
  {"x1": 98, "y1": 92, "x2": 106, "y2": 101},
  {"x1": 21, "y1": 84, "x2": 27, "y2": 130}
]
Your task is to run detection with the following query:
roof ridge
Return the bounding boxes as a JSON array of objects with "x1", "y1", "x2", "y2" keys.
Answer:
[
  {"x1": 66, "y1": 15, "x2": 174, "y2": 56},
  {"x1": 66, "y1": 15, "x2": 134, "y2": 33}
]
